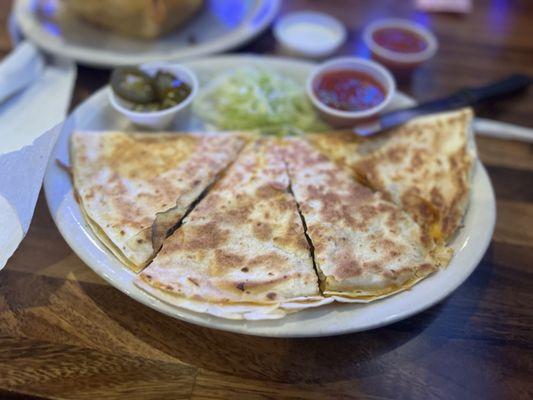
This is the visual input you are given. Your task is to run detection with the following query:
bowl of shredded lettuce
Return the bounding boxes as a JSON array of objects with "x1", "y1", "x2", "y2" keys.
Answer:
[{"x1": 193, "y1": 67, "x2": 327, "y2": 136}]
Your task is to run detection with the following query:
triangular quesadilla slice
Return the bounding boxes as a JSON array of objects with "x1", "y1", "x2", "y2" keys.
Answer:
[
  {"x1": 136, "y1": 139, "x2": 328, "y2": 320},
  {"x1": 70, "y1": 131, "x2": 246, "y2": 272},
  {"x1": 282, "y1": 137, "x2": 451, "y2": 301},
  {"x1": 307, "y1": 108, "x2": 475, "y2": 243}
]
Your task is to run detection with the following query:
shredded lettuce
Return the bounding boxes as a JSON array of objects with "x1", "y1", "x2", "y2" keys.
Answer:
[{"x1": 193, "y1": 67, "x2": 327, "y2": 136}]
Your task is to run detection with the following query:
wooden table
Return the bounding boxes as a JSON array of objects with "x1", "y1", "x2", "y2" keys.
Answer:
[{"x1": 1, "y1": 1, "x2": 533, "y2": 399}]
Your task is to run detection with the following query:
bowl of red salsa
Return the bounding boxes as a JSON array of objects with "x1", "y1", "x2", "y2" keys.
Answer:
[
  {"x1": 306, "y1": 57, "x2": 396, "y2": 127},
  {"x1": 363, "y1": 18, "x2": 438, "y2": 75}
]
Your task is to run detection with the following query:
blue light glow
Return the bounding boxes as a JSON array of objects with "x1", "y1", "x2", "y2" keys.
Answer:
[
  {"x1": 42, "y1": 21, "x2": 61, "y2": 37},
  {"x1": 410, "y1": 11, "x2": 432, "y2": 29},
  {"x1": 208, "y1": 0, "x2": 247, "y2": 28},
  {"x1": 352, "y1": 35, "x2": 371, "y2": 59},
  {"x1": 488, "y1": 0, "x2": 512, "y2": 33},
  {"x1": 41, "y1": 0, "x2": 58, "y2": 17}
]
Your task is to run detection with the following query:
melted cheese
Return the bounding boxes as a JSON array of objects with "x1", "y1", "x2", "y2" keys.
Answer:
[{"x1": 282, "y1": 137, "x2": 448, "y2": 299}]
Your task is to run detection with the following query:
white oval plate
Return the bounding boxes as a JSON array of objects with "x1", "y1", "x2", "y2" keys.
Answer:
[
  {"x1": 44, "y1": 55, "x2": 496, "y2": 337},
  {"x1": 14, "y1": 0, "x2": 279, "y2": 67}
]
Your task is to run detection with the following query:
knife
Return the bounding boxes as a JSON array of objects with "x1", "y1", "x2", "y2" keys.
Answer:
[{"x1": 353, "y1": 74, "x2": 531, "y2": 136}]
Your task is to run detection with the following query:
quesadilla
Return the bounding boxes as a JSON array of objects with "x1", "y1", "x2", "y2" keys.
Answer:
[
  {"x1": 70, "y1": 131, "x2": 246, "y2": 272},
  {"x1": 282, "y1": 137, "x2": 451, "y2": 301},
  {"x1": 136, "y1": 139, "x2": 328, "y2": 319},
  {"x1": 307, "y1": 108, "x2": 475, "y2": 243}
]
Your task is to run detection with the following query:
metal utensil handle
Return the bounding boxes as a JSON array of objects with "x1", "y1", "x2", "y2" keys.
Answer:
[{"x1": 461, "y1": 74, "x2": 531, "y2": 104}]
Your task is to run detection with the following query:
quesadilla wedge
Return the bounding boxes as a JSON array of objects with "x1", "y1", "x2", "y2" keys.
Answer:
[
  {"x1": 282, "y1": 137, "x2": 451, "y2": 301},
  {"x1": 70, "y1": 131, "x2": 246, "y2": 272},
  {"x1": 136, "y1": 139, "x2": 328, "y2": 320},
  {"x1": 307, "y1": 108, "x2": 475, "y2": 243}
]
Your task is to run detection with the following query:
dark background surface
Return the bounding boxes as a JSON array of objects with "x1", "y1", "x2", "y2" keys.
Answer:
[{"x1": 1, "y1": 1, "x2": 532, "y2": 399}]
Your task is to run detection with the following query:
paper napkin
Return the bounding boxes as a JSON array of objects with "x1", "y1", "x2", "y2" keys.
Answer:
[{"x1": 0, "y1": 41, "x2": 76, "y2": 270}]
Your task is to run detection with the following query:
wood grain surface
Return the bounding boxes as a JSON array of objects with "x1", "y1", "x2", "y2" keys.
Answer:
[{"x1": 1, "y1": 1, "x2": 533, "y2": 399}]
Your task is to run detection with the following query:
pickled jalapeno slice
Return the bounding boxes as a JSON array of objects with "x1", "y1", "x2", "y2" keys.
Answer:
[
  {"x1": 110, "y1": 67, "x2": 192, "y2": 112},
  {"x1": 111, "y1": 68, "x2": 157, "y2": 104}
]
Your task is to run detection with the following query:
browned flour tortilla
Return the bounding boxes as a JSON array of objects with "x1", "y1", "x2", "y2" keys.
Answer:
[
  {"x1": 307, "y1": 108, "x2": 474, "y2": 244},
  {"x1": 135, "y1": 139, "x2": 328, "y2": 320},
  {"x1": 281, "y1": 137, "x2": 452, "y2": 300},
  {"x1": 70, "y1": 131, "x2": 246, "y2": 272},
  {"x1": 72, "y1": 111, "x2": 474, "y2": 319}
]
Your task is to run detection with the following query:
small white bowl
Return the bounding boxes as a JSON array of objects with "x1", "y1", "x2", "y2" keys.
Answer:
[
  {"x1": 306, "y1": 57, "x2": 396, "y2": 128},
  {"x1": 363, "y1": 18, "x2": 438, "y2": 67},
  {"x1": 108, "y1": 63, "x2": 198, "y2": 130},
  {"x1": 273, "y1": 11, "x2": 347, "y2": 58}
]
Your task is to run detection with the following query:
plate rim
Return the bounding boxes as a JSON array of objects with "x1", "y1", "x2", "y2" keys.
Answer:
[
  {"x1": 43, "y1": 55, "x2": 496, "y2": 337},
  {"x1": 14, "y1": 0, "x2": 280, "y2": 67}
]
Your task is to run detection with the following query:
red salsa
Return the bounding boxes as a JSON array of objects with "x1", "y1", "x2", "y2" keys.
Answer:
[
  {"x1": 372, "y1": 27, "x2": 428, "y2": 53},
  {"x1": 314, "y1": 69, "x2": 386, "y2": 112}
]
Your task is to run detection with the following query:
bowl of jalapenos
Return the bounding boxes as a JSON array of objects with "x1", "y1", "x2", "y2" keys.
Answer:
[{"x1": 108, "y1": 63, "x2": 198, "y2": 129}]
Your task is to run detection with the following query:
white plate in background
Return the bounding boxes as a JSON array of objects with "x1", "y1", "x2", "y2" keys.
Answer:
[{"x1": 14, "y1": 0, "x2": 280, "y2": 67}]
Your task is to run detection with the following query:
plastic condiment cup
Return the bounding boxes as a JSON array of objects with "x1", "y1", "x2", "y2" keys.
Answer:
[
  {"x1": 273, "y1": 11, "x2": 347, "y2": 58},
  {"x1": 306, "y1": 57, "x2": 396, "y2": 128},
  {"x1": 108, "y1": 63, "x2": 198, "y2": 130},
  {"x1": 363, "y1": 18, "x2": 438, "y2": 78}
]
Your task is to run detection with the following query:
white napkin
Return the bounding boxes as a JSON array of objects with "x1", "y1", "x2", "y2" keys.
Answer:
[
  {"x1": 0, "y1": 41, "x2": 44, "y2": 103},
  {"x1": 0, "y1": 41, "x2": 76, "y2": 270}
]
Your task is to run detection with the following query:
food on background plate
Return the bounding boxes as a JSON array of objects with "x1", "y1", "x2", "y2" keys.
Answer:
[
  {"x1": 70, "y1": 131, "x2": 246, "y2": 272},
  {"x1": 111, "y1": 67, "x2": 192, "y2": 112},
  {"x1": 282, "y1": 138, "x2": 451, "y2": 300},
  {"x1": 308, "y1": 108, "x2": 474, "y2": 243},
  {"x1": 193, "y1": 67, "x2": 327, "y2": 136},
  {"x1": 136, "y1": 139, "x2": 329, "y2": 320},
  {"x1": 63, "y1": 0, "x2": 204, "y2": 39}
]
